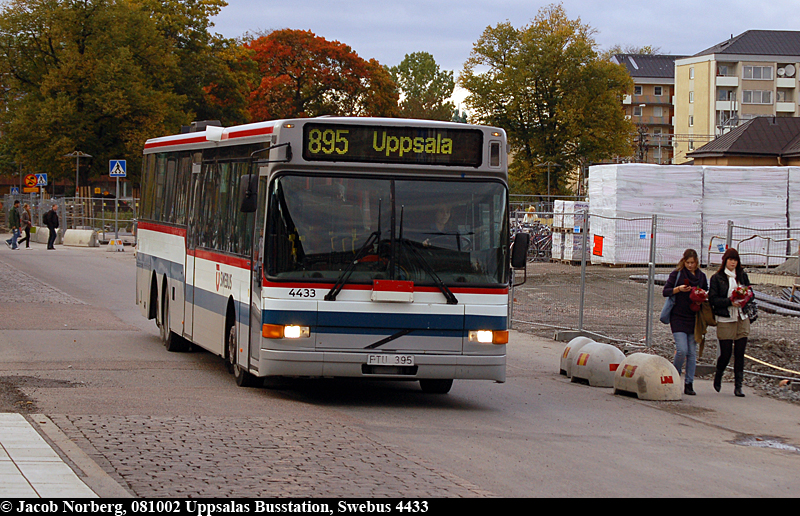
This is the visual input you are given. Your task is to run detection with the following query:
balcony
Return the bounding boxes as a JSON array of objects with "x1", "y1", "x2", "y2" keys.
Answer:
[
  {"x1": 716, "y1": 100, "x2": 736, "y2": 111},
  {"x1": 716, "y1": 76, "x2": 739, "y2": 87},
  {"x1": 777, "y1": 77, "x2": 796, "y2": 88},
  {"x1": 633, "y1": 116, "x2": 671, "y2": 126},
  {"x1": 630, "y1": 94, "x2": 672, "y2": 105},
  {"x1": 776, "y1": 102, "x2": 796, "y2": 113}
]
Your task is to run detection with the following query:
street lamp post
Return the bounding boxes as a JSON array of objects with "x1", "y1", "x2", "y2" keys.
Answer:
[
  {"x1": 534, "y1": 161, "x2": 560, "y2": 211},
  {"x1": 63, "y1": 151, "x2": 92, "y2": 197}
]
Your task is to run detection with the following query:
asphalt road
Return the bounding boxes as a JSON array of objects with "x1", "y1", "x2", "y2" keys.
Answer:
[{"x1": 1, "y1": 239, "x2": 799, "y2": 497}]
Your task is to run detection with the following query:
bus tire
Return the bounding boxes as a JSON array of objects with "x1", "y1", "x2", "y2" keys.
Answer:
[
  {"x1": 227, "y1": 323, "x2": 259, "y2": 387},
  {"x1": 419, "y1": 379, "x2": 453, "y2": 394},
  {"x1": 161, "y1": 285, "x2": 188, "y2": 352}
]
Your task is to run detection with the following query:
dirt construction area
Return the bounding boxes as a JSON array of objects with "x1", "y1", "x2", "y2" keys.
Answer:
[{"x1": 512, "y1": 261, "x2": 800, "y2": 405}]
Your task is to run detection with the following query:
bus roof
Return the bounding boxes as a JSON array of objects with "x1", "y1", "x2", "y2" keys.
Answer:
[{"x1": 143, "y1": 117, "x2": 505, "y2": 154}]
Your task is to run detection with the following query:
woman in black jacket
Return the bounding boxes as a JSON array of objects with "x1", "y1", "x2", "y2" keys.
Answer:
[
  {"x1": 708, "y1": 248, "x2": 750, "y2": 397},
  {"x1": 662, "y1": 249, "x2": 707, "y2": 395}
]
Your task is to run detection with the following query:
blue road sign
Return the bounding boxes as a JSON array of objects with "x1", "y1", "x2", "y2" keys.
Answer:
[
  {"x1": 35, "y1": 173, "x2": 47, "y2": 186},
  {"x1": 10, "y1": 187, "x2": 19, "y2": 194},
  {"x1": 110, "y1": 160, "x2": 127, "y2": 177}
]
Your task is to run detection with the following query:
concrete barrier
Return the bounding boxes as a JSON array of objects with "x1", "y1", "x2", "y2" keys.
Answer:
[
  {"x1": 560, "y1": 336, "x2": 594, "y2": 377},
  {"x1": 613, "y1": 353, "x2": 682, "y2": 401},
  {"x1": 31, "y1": 227, "x2": 63, "y2": 245},
  {"x1": 62, "y1": 229, "x2": 99, "y2": 247},
  {"x1": 570, "y1": 342, "x2": 625, "y2": 387}
]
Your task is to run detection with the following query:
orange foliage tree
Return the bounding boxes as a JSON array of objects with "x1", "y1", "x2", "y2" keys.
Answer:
[{"x1": 245, "y1": 29, "x2": 399, "y2": 120}]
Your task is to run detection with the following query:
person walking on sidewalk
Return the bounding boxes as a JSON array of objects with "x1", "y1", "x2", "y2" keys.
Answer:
[
  {"x1": 709, "y1": 248, "x2": 751, "y2": 398},
  {"x1": 17, "y1": 203, "x2": 32, "y2": 249},
  {"x1": 43, "y1": 204, "x2": 59, "y2": 250},
  {"x1": 662, "y1": 248, "x2": 708, "y2": 396},
  {"x1": 5, "y1": 200, "x2": 21, "y2": 250}
]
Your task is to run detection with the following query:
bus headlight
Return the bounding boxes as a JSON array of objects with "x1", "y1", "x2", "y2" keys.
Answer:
[
  {"x1": 469, "y1": 330, "x2": 508, "y2": 344},
  {"x1": 263, "y1": 324, "x2": 310, "y2": 339}
]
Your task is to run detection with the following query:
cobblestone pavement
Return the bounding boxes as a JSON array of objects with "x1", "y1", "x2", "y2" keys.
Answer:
[{"x1": 50, "y1": 415, "x2": 492, "y2": 498}]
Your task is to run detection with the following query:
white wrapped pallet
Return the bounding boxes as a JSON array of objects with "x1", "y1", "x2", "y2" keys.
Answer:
[
  {"x1": 587, "y1": 164, "x2": 703, "y2": 265},
  {"x1": 553, "y1": 199, "x2": 565, "y2": 229},
  {"x1": 563, "y1": 200, "x2": 589, "y2": 230},
  {"x1": 563, "y1": 230, "x2": 589, "y2": 262},
  {"x1": 788, "y1": 167, "x2": 800, "y2": 259},
  {"x1": 551, "y1": 231, "x2": 563, "y2": 261},
  {"x1": 702, "y1": 167, "x2": 789, "y2": 266}
]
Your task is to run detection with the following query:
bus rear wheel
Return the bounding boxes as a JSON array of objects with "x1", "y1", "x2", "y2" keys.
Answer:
[
  {"x1": 419, "y1": 379, "x2": 453, "y2": 394},
  {"x1": 160, "y1": 292, "x2": 187, "y2": 352}
]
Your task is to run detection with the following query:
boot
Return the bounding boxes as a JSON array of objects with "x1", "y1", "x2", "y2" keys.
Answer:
[
  {"x1": 684, "y1": 382, "x2": 696, "y2": 396},
  {"x1": 713, "y1": 370, "x2": 722, "y2": 392},
  {"x1": 734, "y1": 372, "x2": 745, "y2": 397}
]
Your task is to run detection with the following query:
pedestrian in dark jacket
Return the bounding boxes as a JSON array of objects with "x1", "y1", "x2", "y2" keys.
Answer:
[
  {"x1": 663, "y1": 248, "x2": 708, "y2": 395},
  {"x1": 43, "y1": 204, "x2": 59, "y2": 250},
  {"x1": 5, "y1": 200, "x2": 21, "y2": 250},
  {"x1": 709, "y1": 248, "x2": 750, "y2": 398}
]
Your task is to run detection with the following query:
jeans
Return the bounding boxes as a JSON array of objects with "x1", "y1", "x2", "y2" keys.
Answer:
[
  {"x1": 673, "y1": 332, "x2": 697, "y2": 384},
  {"x1": 6, "y1": 228, "x2": 19, "y2": 249}
]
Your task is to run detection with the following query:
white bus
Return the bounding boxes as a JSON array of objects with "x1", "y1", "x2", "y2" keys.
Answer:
[{"x1": 136, "y1": 117, "x2": 527, "y2": 393}]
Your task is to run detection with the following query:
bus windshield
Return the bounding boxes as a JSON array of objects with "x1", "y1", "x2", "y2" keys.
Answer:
[{"x1": 267, "y1": 174, "x2": 509, "y2": 286}]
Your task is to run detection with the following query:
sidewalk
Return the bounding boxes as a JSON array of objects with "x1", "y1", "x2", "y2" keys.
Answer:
[{"x1": 0, "y1": 413, "x2": 97, "y2": 497}]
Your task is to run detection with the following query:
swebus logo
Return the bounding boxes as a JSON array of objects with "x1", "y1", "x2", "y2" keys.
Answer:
[{"x1": 216, "y1": 264, "x2": 232, "y2": 292}]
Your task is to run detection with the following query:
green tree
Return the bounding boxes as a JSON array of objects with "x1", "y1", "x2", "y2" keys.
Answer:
[
  {"x1": 460, "y1": 3, "x2": 634, "y2": 195},
  {"x1": 132, "y1": 0, "x2": 254, "y2": 125},
  {"x1": 0, "y1": 0, "x2": 188, "y2": 190},
  {"x1": 389, "y1": 52, "x2": 455, "y2": 121}
]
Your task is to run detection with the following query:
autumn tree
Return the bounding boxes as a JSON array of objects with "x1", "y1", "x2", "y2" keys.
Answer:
[
  {"x1": 460, "y1": 3, "x2": 634, "y2": 195},
  {"x1": 0, "y1": 0, "x2": 188, "y2": 189},
  {"x1": 245, "y1": 29, "x2": 399, "y2": 120},
  {"x1": 389, "y1": 52, "x2": 455, "y2": 121}
]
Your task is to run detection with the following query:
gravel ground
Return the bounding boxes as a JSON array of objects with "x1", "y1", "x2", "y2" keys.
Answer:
[{"x1": 512, "y1": 261, "x2": 800, "y2": 405}]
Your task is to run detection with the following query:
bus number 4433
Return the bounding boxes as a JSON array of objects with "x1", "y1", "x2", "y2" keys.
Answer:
[{"x1": 288, "y1": 288, "x2": 316, "y2": 298}]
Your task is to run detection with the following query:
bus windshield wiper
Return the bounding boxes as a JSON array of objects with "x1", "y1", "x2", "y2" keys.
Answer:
[{"x1": 325, "y1": 199, "x2": 382, "y2": 302}]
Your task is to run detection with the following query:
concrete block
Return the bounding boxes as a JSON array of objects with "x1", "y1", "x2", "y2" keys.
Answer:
[
  {"x1": 570, "y1": 342, "x2": 625, "y2": 387},
  {"x1": 560, "y1": 336, "x2": 594, "y2": 377},
  {"x1": 62, "y1": 229, "x2": 98, "y2": 247},
  {"x1": 614, "y1": 353, "x2": 682, "y2": 401}
]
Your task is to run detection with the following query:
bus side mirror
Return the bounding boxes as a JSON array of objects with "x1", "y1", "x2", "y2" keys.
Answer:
[
  {"x1": 239, "y1": 174, "x2": 258, "y2": 213},
  {"x1": 511, "y1": 232, "x2": 529, "y2": 269}
]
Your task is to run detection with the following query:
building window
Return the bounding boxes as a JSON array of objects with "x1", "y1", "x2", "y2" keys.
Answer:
[
  {"x1": 777, "y1": 90, "x2": 793, "y2": 102},
  {"x1": 718, "y1": 64, "x2": 734, "y2": 76},
  {"x1": 743, "y1": 65, "x2": 773, "y2": 80},
  {"x1": 654, "y1": 86, "x2": 663, "y2": 96},
  {"x1": 688, "y1": 140, "x2": 695, "y2": 151},
  {"x1": 689, "y1": 92, "x2": 694, "y2": 103},
  {"x1": 633, "y1": 106, "x2": 643, "y2": 116},
  {"x1": 689, "y1": 67, "x2": 694, "y2": 79},
  {"x1": 743, "y1": 90, "x2": 773, "y2": 104},
  {"x1": 717, "y1": 89, "x2": 734, "y2": 101},
  {"x1": 653, "y1": 106, "x2": 663, "y2": 117},
  {"x1": 634, "y1": 85, "x2": 642, "y2": 95},
  {"x1": 689, "y1": 116, "x2": 694, "y2": 127}
]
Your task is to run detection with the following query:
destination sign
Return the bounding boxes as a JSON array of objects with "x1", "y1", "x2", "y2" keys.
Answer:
[{"x1": 302, "y1": 123, "x2": 483, "y2": 167}]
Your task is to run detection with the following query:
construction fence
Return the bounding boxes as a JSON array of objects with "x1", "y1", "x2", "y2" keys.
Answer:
[
  {"x1": 510, "y1": 210, "x2": 800, "y2": 353},
  {"x1": 1, "y1": 194, "x2": 139, "y2": 242}
]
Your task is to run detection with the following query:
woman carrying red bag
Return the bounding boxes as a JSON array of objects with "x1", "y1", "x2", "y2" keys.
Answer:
[
  {"x1": 662, "y1": 248, "x2": 708, "y2": 395},
  {"x1": 708, "y1": 248, "x2": 751, "y2": 397}
]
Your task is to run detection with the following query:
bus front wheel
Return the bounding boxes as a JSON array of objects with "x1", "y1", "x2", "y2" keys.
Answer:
[
  {"x1": 227, "y1": 323, "x2": 259, "y2": 387},
  {"x1": 419, "y1": 379, "x2": 453, "y2": 394}
]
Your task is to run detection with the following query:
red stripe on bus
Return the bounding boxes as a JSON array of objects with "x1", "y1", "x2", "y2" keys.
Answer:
[
  {"x1": 262, "y1": 280, "x2": 507, "y2": 295},
  {"x1": 189, "y1": 248, "x2": 251, "y2": 270},
  {"x1": 137, "y1": 221, "x2": 187, "y2": 237},
  {"x1": 143, "y1": 135, "x2": 207, "y2": 150},
  {"x1": 225, "y1": 125, "x2": 274, "y2": 139}
]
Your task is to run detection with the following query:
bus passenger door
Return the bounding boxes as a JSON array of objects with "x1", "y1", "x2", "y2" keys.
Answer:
[
  {"x1": 183, "y1": 161, "x2": 203, "y2": 340},
  {"x1": 249, "y1": 177, "x2": 268, "y2": 366}
]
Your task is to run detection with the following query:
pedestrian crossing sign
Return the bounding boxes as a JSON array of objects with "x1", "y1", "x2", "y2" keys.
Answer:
[{"x1": 109, "y1": 160, "x2": 127, "y2": 177}]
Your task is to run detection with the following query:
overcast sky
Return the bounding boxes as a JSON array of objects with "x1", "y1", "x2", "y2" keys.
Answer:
[{"x1": 210, "y1": 0, "x2": 800, "y2": 104}]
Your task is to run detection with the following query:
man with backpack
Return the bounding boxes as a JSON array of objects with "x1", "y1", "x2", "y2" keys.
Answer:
[
  {"x1": 5, "y1": 200, "x2": 21, "y2": 250},
  {"x1": 43, "y1": 204, "x2": 59, "y2": 250}
]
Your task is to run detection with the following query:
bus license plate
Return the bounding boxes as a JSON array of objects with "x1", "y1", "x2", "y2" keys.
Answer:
[{"x1": 367, "y1": 354, "x2": 414, "y2": 366}]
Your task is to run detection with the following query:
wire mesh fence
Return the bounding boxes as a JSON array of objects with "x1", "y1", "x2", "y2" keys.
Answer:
[
  {"x1": 511, "y1": 212, "x2": 800, "y2": 355},
  {"x1": 2, "y1": 194, "x2": 139, "y2": 242}
]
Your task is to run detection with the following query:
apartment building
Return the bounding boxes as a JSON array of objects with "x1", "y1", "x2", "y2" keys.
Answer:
[
  {"x1": 612, "y1": 54, "x2": 686, "y2": 164},
  {"x1": 674, "y1": 30, "x2": 800, "y2": 164}
]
